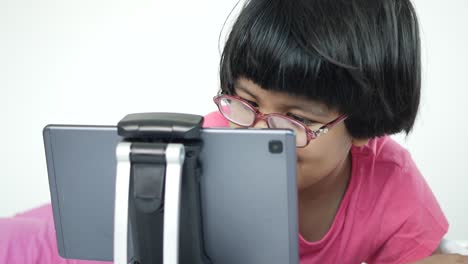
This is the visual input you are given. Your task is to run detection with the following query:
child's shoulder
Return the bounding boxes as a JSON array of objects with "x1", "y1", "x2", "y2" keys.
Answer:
[
  {"x1": 349, "y1": 137, "x2": 448, "y2": 261},
  {"x1": 352, "y1": 136, "x2": 411, "y2": 169},
  {"x1": 351, "y1": 136, "x2": 424, "y2": 200},
  {"x1": 202, "y1": 111, "x2": 229, "y2": 128}
]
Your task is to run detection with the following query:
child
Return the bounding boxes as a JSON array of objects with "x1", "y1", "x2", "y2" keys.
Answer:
[{"x1": 205, "y1": 0, "x2": 467, "y2": 263}]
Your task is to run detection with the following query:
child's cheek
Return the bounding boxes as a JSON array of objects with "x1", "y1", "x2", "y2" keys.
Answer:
[{"x1": 229, "y1": 122, "x2": 241, "y2": 128}]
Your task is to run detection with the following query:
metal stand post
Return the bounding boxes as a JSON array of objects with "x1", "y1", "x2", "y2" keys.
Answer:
[{"x1": 112, "y1": 113, "x2": 211, "y2": 264}]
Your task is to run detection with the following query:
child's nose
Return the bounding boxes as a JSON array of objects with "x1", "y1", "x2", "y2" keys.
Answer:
[{"x1": 252, "y1": 119, "x2": 269, "y2": 129}]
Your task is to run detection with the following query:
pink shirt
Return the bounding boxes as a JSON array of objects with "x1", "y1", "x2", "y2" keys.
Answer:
[
  {"x1": 206, "y1": 111, "x2": 449, "y2": 263},
  {"x1": 0, "y1": 112, "x2": 448, "y2": 264}
]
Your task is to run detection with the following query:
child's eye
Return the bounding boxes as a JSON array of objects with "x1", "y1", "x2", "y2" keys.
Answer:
[
  {"x1": 243, "y1": 98, "x2": 259, "y2": 108},
  {"x1": 286, "y1": 113, "x2": 317, "y2": 126},
  {"x1": 233, "y1": 92, "x2": 259, "y2": 108}
]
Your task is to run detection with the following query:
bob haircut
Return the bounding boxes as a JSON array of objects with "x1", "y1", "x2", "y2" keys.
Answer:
[{"x1": 219, "y1": 0, "x2": 421, "y2": 139}]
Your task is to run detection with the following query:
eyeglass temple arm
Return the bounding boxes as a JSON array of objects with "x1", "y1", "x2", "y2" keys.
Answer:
[
  {"x1": 313, "y1": 114, "x2": 348, "y2": 138},
  {"x1": 325, "y1": 114, "x2": 348, "y2": 128}
]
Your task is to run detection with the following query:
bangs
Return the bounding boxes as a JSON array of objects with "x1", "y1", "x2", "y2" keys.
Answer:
[{"x1": 220, "y1": 0, "x2": 359, "y2": 113}]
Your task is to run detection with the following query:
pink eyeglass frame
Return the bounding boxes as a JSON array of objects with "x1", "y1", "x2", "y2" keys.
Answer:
[{"x1": 213, "y1": 94, "x2": 348, "y2": 147}]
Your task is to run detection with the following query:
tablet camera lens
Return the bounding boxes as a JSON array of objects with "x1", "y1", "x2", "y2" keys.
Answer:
[{"x1": 269, "y1": 140, "x2": 283, "y2": 154}]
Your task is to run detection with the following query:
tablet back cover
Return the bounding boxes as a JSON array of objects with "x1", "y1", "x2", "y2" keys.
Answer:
[{"x1": 43, "y1": 126, "x2": 298, "y2": 263}]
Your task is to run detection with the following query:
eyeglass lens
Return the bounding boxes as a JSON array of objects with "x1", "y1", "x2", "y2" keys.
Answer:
[{"x1": 218, "y1": 97, "x2": 309, "y2": 146}]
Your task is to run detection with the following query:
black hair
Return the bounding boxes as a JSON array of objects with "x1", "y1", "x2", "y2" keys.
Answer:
[{"x1": 219, "y1": 0, "x2": 421, "y2": 139}]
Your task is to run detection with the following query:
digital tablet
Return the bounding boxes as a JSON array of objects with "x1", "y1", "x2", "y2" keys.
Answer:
[{"x1": 43, "y1": 125, "x2": 299, "y2": 264}]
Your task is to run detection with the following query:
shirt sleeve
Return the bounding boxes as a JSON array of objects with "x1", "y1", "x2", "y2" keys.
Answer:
[
  {"x1": 366, "y1": 208, "x2": 448, "y2": 263},
  {"x1": 366, "y1": 152, "x2": 449, "y2": 264}
]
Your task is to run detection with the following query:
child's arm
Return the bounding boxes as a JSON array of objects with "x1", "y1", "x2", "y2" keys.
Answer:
[
  {"x1": 411, "y1": 253, "x2": 468, "y2": 263},
  {"x1": 411, "y1": 241, "x2": 468, "y2": 264}
]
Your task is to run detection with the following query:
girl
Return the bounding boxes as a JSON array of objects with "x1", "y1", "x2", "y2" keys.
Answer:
[{"x1": 204, "y1": 0, "x2": 467, "y2": 263}]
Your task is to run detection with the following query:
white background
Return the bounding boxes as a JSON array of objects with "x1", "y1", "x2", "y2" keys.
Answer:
[{"x1": 0, "y1": 0, "x2": 467, "y2": 240}]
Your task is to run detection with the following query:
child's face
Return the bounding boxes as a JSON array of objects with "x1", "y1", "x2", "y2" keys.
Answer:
[{"x1": 231, "y1": 78, "x2": 354, "y2": 191}]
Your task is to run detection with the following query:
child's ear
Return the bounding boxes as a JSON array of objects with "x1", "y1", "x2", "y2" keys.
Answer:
[{"x1": 352, "y1": 138, "x2": 369, "y2": 147}]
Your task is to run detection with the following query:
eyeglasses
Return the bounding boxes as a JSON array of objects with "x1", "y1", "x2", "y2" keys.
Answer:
[{"x1": 213, "y1": 95, "x2": 348, "y2": 147}]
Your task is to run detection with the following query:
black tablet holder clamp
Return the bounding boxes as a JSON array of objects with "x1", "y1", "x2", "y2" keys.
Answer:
[{"x1": 113, "y1": 113, "x2": 211, "y2": 264}]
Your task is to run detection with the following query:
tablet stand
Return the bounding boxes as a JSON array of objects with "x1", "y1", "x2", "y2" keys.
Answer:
[{"x1": 113, "y1": 113, "x2": 211, "y2": 264}]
